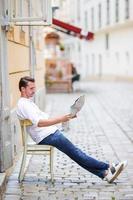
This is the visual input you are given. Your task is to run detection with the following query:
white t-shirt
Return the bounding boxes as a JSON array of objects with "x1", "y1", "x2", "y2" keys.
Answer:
[{"x1": 16, "y1": 97, "x2": 58, "y2": 144}]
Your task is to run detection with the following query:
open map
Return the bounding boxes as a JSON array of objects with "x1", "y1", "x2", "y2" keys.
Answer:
[
  {"x1": 62, "y1": 95, "x2": 85, "y2": 131},
  {"x1": 70, "y1": 95, "x2": 85, "y2": 117}
]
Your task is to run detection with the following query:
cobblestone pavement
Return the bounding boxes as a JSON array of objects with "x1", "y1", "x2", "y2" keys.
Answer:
[{"x1": 4, "y1": 81, "x2": 133, "y2": 200}]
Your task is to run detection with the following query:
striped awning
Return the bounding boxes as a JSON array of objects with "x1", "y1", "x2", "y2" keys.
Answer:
[{"x1": 52, "y1": 18, "x2": 94, "y2": 41}]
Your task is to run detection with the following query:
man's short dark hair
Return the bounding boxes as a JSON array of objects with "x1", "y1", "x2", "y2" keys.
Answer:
[{"x1": 19, "y1": 76, "x2": 35, "y2": 91}]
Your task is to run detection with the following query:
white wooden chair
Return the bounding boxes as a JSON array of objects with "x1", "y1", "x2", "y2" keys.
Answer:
[{"x1": 18, "y1": 119, "x2": 54, "y2": 183}]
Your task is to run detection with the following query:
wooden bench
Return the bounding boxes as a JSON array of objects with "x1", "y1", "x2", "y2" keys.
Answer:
[
  {"x1": 46, "y1": 79, "x2": 72, "y2": 93},
  {"x1": 45, "y1": 58, "x2": 73, "y2": 93}
]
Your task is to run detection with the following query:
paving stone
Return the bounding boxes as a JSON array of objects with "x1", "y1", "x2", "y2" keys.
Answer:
[{"x1": 4, "y1": 195, "x2": 21, "y2": 200}]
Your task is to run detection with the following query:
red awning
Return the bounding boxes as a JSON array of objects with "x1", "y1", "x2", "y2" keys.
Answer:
[{"x1": 52, "y1": 18, "x2": 94, "y2": 41}]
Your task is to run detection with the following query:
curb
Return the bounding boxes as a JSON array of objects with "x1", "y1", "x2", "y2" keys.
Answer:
[{"x1": 0, "y1": 173, "x2": 6, "y2": 200}]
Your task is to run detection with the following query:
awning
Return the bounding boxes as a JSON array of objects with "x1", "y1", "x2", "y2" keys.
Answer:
[{"x1": 52, "y1": 18, "x2": 94, "y2": 41}]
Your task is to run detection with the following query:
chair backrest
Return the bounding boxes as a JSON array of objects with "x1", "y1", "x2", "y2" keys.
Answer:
[{"x1": 19, "y1": 119, "x2": 32, "y2": 146}]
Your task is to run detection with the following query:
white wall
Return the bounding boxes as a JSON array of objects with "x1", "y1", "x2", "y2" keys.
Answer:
[
  {"x1": 79, "y1": 0, "x2": 133, "y2": 80},
  {"x1": 55, "y1": 0, "x2": 133, "y2": 80}
]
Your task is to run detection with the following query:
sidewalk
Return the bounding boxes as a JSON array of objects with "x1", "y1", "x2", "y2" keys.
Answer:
[
  {"x1": 3, "y1": 81, "x2": 133, "y2": 200},
  {"x1": 0, "y1": 173, "x2": 6, "y2": 200}
]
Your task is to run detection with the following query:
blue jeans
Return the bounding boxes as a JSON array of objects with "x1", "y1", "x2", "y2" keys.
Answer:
[{"x1": 39, "y1": 130, "x2": 109, "y2": 179}]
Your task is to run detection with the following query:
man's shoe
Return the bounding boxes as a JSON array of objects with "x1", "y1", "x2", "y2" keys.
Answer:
[{"x1": 104, "y1": 160, "x2": 127, "y2": 183}]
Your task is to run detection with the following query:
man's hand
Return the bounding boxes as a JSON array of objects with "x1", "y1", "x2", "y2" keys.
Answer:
[{"x1": 61, "y1": 114, "x2": 77, "y2": 122}]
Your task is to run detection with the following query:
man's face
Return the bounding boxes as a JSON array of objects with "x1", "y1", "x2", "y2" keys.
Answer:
[{"x1": 21, "y1": 81, "x2": 36, "y2": 98}]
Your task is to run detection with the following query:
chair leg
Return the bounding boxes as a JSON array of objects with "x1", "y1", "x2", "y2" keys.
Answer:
[
  {"x1": 18, "y1": 149, "x2": 27, "y2": 183},
  {"x1": 50, "y1": 147, "x2": 54, "y2": 182}
]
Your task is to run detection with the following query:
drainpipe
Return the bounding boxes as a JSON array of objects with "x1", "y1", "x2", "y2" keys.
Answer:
[
  {"x1": 0, "y1": 0, "x2": 13, "y2": 172},
  {"x1": 29, "y1": 26, "x2": 35, "y2": 78},
  {"x1": 28, "y1": 0, "x2": 35, "y2": 78}
]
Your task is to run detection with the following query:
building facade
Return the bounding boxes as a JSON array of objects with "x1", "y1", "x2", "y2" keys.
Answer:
[
  {"x1": 56, "y1": 0, "x2": 133, "y2": 80},
  {"x1": 0, "y1": 0, "x2": 52, "y2": 171},
  {"x1": 80, "y1": 0, "x2": 133, "y2": 80}
]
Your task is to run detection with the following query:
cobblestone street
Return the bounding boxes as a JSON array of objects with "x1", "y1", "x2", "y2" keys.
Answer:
[{"x1": 4, "y1": 81, "x2": 133, "y2": 200}]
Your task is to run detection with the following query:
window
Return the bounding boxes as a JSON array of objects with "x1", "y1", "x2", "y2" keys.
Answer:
[
  {"x1": 92, "y1": 54, "x2": 95, "y2": 75},
  {"x1": 77, "y1": 0, "x2": 80, "y2": 21},
  {"x1": 86, "y1": 55, "x2": 89, "y2": 75},
  {"x1": 115, "y1": 52, "x2": 119, "y2": 64},
  {"x1": 99, "y1": 54, "x2": 102, "y2": 77},
  {"x1": 125, "y1": 51, "x2": 130, "y2": 65},
  {"x1": 91, "y1": 7, "x2": 94, "y2": 30},
  {"x1": 84, "y1": 11, "x2": 88, "y2": 31},
  {"x1": 98, "y1": 3, "x2": 102, "y2": 28},
  {"x1": 106, "y1": 0, "x2": 110, "y2": 24},
  {"x1": 125, "y1": 0, "x2": 129, "y2": 19},
  {"x1": 115, "y1": 0, "x2": 119, "y2": 22},
  {"x1": 78, "y1": 43, "x2": 81, "y2": 53},
  {"x1": 105, "y1": 34, "x2": 109, "y2": 50}
]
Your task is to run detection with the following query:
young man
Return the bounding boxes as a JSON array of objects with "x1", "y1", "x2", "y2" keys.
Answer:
[{"x1": 16, "y1": 76, "x2": 127, "y2": 183}]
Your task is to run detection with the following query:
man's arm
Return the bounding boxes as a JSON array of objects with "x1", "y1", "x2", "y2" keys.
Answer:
[{"x1": 38, "y1": 114, "x2": 75, "y2": 127}]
